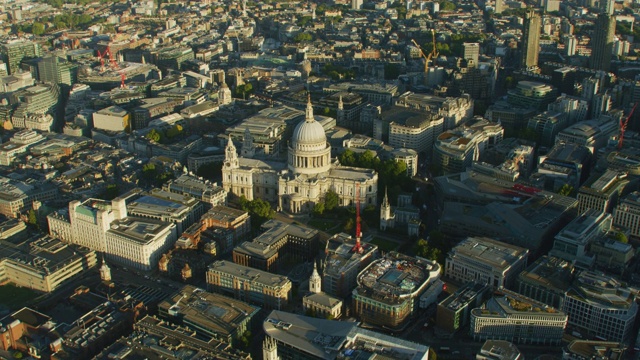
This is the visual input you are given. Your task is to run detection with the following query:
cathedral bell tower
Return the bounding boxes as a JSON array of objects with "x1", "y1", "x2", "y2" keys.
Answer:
[
  {"x1": 224, "y1": 134, "x2": 239, "y2": 169},
  {"x1": 309, "y1": 261, "x2": 321, "y2": 294}
]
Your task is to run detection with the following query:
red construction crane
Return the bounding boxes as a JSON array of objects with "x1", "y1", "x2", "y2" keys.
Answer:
[
  {"x1": 619, "y1": 102, "x2": 638, "y2": 150},
  {"x1": 120, "y1": 72, "x2": 126, "y2": 89},
  {"x1": 353, "y1": 183, "x2": 363, "y2": 254}
]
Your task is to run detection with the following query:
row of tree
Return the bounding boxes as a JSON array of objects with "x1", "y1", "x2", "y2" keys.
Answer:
[{"x1": 145, "y1": 124, "x2": 185, "y2": 144}]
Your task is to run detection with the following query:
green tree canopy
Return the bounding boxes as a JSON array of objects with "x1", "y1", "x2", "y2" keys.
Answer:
[
  {"x1": 32, "y1": 22, "x2": 45, "y2": 36},
  {"x1": 324, "y1": 190, "x2": 339, "y2": 211},
  {"x1": 146, "y1": 129, "x2": 163, "y2": 143}
]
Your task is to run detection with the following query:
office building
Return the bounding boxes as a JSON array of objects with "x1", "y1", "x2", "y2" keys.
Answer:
[
  {"x1": 535, "y1": 141, "x2": 592, "y2": 190},
  {"x1": 433, "y1": 117, "x2": 503, "y2": 174},
  {"x1": 263, "y1": 310, "x2": 429, "y2": 360},
  {"x1": 352, "y1": 252, "x2": 441, "y2": 331},
  {"x1": 445, "y1": 237, "x2": 528, "y2": 289},
  {"x1": 233, "y1": 220, "x2": 318, "y2": 272},
  {"x1": 386, "y1": 109, "x2": 444, "y2": 154},
  {"x1": 470, "y1": 289, "x2": 567, "y2": 345},
  {"x1": 613, "y1": 191, "x2": 640, "y2": 238},
  {"x1": 92, "y1": 106, "x2": 131, "y2": 132},
  {"x1": 590, "y1": 236, "x2": 635, "y2": 275},
  {"x1": 10, "y1": 83, "x2": 60, "y2": 131},
  {"x1": 436, "y1": 282, "x2": 491, "y2": 333},
  {"x1": 352, "y1": 0, "x2": 363, "y2": 10},
  {"x1": 476, "y1": 340, "x2": 523, "y2": 360},
  {"x1": 562, "y1": 340, "x2": 626, "y2": 360},
  {"x1": 521, "y1": 9, "x2": 541, "y2": 70},
  {"x1": 1, "y1": 41, "x2": 41, "y2": 75},
  {"x1": 507, "y1": 81, "x2": 557, "y2": 110},
  {"x1": 556, "y1": 116, "x2": 617, "y2": 153},
  {"x1": 0, "y1": 234, "x2": 97, "y2": 292},
  {"x1": 577, "y1": 170, "x2": 629, "y2": 215},
  {"x1": 0, "y1": 175, "x2": 58, "y2": 217},
  {"x1": 393, "y1": 92, "x2": 474, "y2": 131},
  {"x1": 322, "y1": 233, "x2": 378, "y2": 298},
  {"x1": 463, "y1": 42, "x2": 480, "y2": 67},
  {"x1": 549, "y1": 209, "x2": 612, "y2": 266},
  {"x1": 590, "y1": 14, "x2": 615, "y2": 72},
  {"x1": 517, "y1": 256, "x2": 574, "y2": 309},
  {"x1": 96, "y1": 315, "x2": 251, "y2": 360},
  {"x1": 201, "y1": 205, "x2": 251, "y2": 253},
  {"x1": 48, "y1": 197, "x2": 128, "y2": 252},
  {"x1": 158, "y1": 285, "x2": 259, "y2": 346},
  {"x1": 105, "y1": 217, "x2": 177, "y2": 271},
  {"x1": 36, "y1": 55, "x2": 78, "y2": 87},
  {"x1": 132, "y1": 97, "x2": 182, "y2": 129},
  {"x1": 563, "y1": 271, "x2": 638, "y2": 342},
  {"x1": 391, "y1": 148, "x2": 419, "y2": 177},
  {"x1": 434, "y1": 170, "x2": 578, "y2": 253},
  {"x1": 163, "y1": 173, "x2": 227, "y2": 208},
  {"x1": 126, "y1": 188, "x2": 204, "y2": 234},
  {"x1": 207, "y1": 260, "x2": 291, "y2": 310}
]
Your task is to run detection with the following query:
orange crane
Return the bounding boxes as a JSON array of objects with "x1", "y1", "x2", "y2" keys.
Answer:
[
  {"x1": 411, "y1": 29, "x2": 438, "y2": 74},
  {"x1": 619, "y1": 102, "x2": 638, "y2": 150}
]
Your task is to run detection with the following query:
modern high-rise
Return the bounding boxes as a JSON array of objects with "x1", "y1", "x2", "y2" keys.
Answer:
[
  {"x1": 521, "y1": 9, "x2": 541, "y2": 70},
  {"x1": 0, "y1": 41, "x2": 42, "y2": 75},
  {"x1": 590, "y1": 14, "x2": 615, "y2": 72},
  {"x1": 36, "y1": 56, "x2": 78, "y2": 87},
  {"x1": 463, "y1": 42, "x2": 480, "y2": 67}
]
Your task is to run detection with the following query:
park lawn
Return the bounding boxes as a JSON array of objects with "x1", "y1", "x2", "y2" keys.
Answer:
[
  {"x1": 370, "y1": 237, "x2": 398, "y2": 252},
  {"x1": 0, "y1": 284, "x2": 39, "y2": 310}
]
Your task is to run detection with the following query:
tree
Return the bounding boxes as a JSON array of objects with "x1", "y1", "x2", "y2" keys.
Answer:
[
  {"x1": 324, "y1": 190, "x2": 339, "y2": 211},
  {"x1": 239, "y1": 197, "x2": 275, "y2": 227},
  {"x1": 343, "y1": 217, "x2": 354, "y2": 232},
  {"x1": 558, "y1": 183, "x2": 574, "y2": 197},
  {"x1": 313, "y1": 202, "x2": 325, "y2": 216},
  {"x1": 27, "y1": 209, "x2": 38, "y2": 228},
  {"x1": 146, "y1": 129, "x2": 163, "y2": 143},
  {"x1": 235, "y1": 83, "x2": 253, "y2": 99},
  {"x1": 293, "y1": 32, "x2": 313, "y2": 43},
  {"x1": 339, "y1": 149, "x2": 357, "y2": 166},
  {"x1": 614, "y1": 232, "x2": 628, "y2": 244},
  {"x1": 439, "y1": 0, "x2": 456, "y2": 11},
  {"x1": 32, "y1": 22, "x2": 45, "y2": 35}
]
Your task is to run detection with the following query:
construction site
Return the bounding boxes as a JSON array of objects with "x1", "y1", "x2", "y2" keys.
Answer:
[{"x1": 78, "y1": 46, "x2": 160, "y2": 91}]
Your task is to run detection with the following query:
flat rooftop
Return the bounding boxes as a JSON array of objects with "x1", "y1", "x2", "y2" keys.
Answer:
[
  {"x1": 518, "y1": 256, "x2": 573, "y2": 292},
  {"x1": 450, "y1": 237, "x2": 528, "y2": 271},
  {"x1": 208, "y1": 260, "x2": 290, "y2": 289},
  {"x1": 107, "y1": 217, "x2": 174, "y2": 244},
  {"x1": 202, "y1": 205, "x2": 247, "y2": 223},
  {"x1": 158, "y1": 285, "x2": 258, "y2": 338}
]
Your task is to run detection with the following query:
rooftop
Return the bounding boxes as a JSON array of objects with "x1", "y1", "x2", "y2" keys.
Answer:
[
  {"x1": 474, "y1": 288, "x2": 565, "y2": 318},
  {"x1": 440, "y1": 282, "x2": 489, "y2": 312},
  {"x1": 158, "y1": 285, "x2": 258, "y2": 339},
  {"x1": 208, "y1": 260, "x2": 290, "y2": 289},
  {"x1": 107, "y1": 217, "x2": 175, "y2": 244},
  {"x1": 263, "y1": 310, "x2": 428, "y2": 360},
  {"x1": 518, "y1": 256, "x2": 573, "y2": 292},
  {"x1": 355, "y1": 252, "x2": 440, "y2": 304},
  {"x1": 449, "y1": 237, "x2": 528, "y2": 271}
]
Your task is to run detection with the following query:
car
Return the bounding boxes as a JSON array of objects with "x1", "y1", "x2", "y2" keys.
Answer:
[{"x1": 144, "y1": 275, "x2": 150, "y2": 280}]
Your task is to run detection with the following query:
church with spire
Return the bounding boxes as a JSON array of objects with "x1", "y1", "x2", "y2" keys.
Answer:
[{"x1": 222, "y1": 95, "x2": 378, "y2": 214}]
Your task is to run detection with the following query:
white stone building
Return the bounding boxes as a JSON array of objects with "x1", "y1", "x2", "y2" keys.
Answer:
[{"x1": 222, "y1": 96, "x2": 378, "y2": 214}]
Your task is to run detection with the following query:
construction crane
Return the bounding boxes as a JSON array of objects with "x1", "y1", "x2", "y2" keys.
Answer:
[
  {"x1": 619, "y1": 102, "x2": 638, "y2": 150},
  {"x1": 411, "y1": 30, "x2": 439, "y2": 75},
  {"x1": 353, "y1": 182, "x2": 363, "y2": 254},
  {"x1": 120, "y1": 72, "x2": 126, "y2": 89}
]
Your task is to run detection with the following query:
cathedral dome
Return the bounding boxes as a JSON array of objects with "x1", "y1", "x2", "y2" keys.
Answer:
[{"x1": 292, "y1": 118, "x2": 326, "y2": 146}]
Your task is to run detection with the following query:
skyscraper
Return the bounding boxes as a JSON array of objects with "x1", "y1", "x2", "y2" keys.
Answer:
[
  {"x1": 463, "y1": 42, "x2": 480, "y2": 67},
  {"x1": 0, "y1": 41, "x2": 42, "y2": 75},
  {"x1": 521, "y1": 9, "x2": 541, "y2": 70},
  {"x1": 36, "y1": 56, "x2": 78, "y2": 87},
  {"x1": 590, "y1": 13, "x2": 615, "y2": 72}
]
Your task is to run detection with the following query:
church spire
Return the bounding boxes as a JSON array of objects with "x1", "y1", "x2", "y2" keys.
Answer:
[
  {"x1": 224, "y1": 134, "x2": 239, "y2": 168},
  {"x1": 305, "y1": 93, "x2": 314, "y2": 122},
  {"x1": 382, "y1": 187, "x2": 389, "y2": 207}
]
